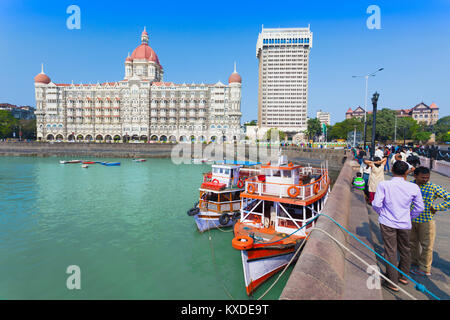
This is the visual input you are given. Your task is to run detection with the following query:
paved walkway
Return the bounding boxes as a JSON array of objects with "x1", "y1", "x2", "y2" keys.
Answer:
[{"x1": 367, "y1": 170, "x2": 449, "y2": 300}]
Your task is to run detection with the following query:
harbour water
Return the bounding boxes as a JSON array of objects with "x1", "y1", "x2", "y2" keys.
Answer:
[{"x1": 0, "y1": 156, "x2": 293, "y2": 299}]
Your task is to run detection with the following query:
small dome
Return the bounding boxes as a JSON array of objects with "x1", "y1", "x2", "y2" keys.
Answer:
[
  {"x1": 125, "y1": 56, "x2": 133, "y2": 63},
  {"x1": 34, "y1": 72, "x2": 51, "y2": 84},
  {"x1": 228, "y1": 62, "x2": 242, "y2": 84},
  {"x1": 229, "y1": 72, "x2": 241, "y2": 84}
]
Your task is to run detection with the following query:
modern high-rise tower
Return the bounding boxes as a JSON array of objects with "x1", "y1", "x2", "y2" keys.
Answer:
[{"x1": 256, "y1": 26, "x2": 313, "y2": 138}]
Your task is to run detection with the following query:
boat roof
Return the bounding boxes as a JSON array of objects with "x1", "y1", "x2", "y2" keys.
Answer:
[{"x1": 217, "y1": 160, "x2": 261, "y2": 166}]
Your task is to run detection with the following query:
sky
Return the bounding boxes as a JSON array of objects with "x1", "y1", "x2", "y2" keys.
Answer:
[{"x1": 0, "y1": 0, "x2": 449, "y2": 124}]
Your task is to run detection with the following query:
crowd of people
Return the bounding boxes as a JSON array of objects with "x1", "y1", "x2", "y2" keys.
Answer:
[{"x1": 351, "y1": 144, "x2": 449, "y2": 293}]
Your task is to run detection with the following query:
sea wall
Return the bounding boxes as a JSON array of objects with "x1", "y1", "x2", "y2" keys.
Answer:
[
  {"x1": 0, "y1": 142, "x2": 347, "y2": 170},
  {"x1": 280, "y1": 158, "x2": 382, "y2": 300},
  {"x1": 418, "y1": 156, "x2": 449, "y2": 177}
]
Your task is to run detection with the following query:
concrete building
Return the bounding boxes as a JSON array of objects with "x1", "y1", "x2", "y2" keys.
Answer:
[
  {"x1": 34, "y1": 29, "x2": 242, "y2": 142},
  {"x1": 346, "y1": 102, "x2": 439, "y2": 125},
  {"x1": 316, "y1": 109, "x2": 330, "y2": 126},
  {"x1": 0, "y1": 103, "x2": 35, "y2": 120},
  {"x1": 256, "y1": 26, "x2": 313, "y2": 141}
]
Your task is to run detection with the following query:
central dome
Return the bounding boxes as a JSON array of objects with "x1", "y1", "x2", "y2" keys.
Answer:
[{"x1": 130, "y1": 44, "x2": 160, "y2": 65}]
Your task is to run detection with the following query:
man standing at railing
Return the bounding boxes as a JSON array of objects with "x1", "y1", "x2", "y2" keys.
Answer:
[
  {"x1": 410, "y1": 166, "x2": 450, "y2": 276},
  {"x1": 371, "y1": 161, "x2": 424, "y2": 292}
]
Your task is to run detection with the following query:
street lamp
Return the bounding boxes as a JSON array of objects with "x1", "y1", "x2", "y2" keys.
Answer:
[
  {"x1": 370, "y1": 92, "x2": 380, "y2": 160},
  {"x1": 352, "y1": 68, "x2": 384, "y2": 150}
]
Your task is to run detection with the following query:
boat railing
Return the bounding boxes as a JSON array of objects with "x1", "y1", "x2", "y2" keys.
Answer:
[
  {"x1": 199, "y1": 199, "x2": 241, "y2": 213},
  {"x1": 244, "y1": 169, "x2": 329, "y2": 201}
]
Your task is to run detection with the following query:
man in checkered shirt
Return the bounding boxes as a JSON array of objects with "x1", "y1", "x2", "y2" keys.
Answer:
[{"x1": 410, "y1": 166, "x2": 450, "y2": 276}]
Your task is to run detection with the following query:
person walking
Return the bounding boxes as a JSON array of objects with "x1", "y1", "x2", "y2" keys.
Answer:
[
  {"x1": 410, "y1": 166, "x2": 450, "y2": 276},
  {"x1": 364, "y1": 157, "x2": 387, "y2": 203},
  {"x1": 371, "y1": 161, "x2": 424, "y2": 291},
  {"x1": 360, "y1": 159, "x2": 371, "y2": 201},
  {"x1": 384, "y1": 147, "x2": 391, "y2": 172}
]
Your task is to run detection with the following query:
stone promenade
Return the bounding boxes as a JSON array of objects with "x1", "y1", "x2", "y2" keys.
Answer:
[{"x1": 368, "y1": 170, "x2": 449, "y2": 300}]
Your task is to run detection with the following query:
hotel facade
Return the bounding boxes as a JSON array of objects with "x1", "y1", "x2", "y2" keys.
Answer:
[
  {"x1": 256, "y1": 26, "x2": 313, "y2": 140},
  {"x1": 34, "y1": 29, "x2": 242, "y2": 143}
]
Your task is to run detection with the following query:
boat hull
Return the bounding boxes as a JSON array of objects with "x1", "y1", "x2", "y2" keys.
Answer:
[
  {"x1": 194, "y1": 212, "x2": 237, "y2": 232},
  {"x1": 241, "y1": 249, "x2": 296, "y2": 296}
]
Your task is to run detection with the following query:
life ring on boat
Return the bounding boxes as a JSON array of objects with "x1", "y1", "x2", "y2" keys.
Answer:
[
  {"x1": 232, "y1": 236, "x2": 254, "y2": 250},
  {"x1": 287, "y1": 186, "x2": 300, "y2": 198},
  {"x1": 212, "y1": 179, "x2": 219, "y2": 184},
  {"x1": 237, "y1": 179, "x2": 244, "y2": 188},
  {"x1": 219, "y1": 213, "x2": 231, "y2": 226},
  {"x1": 314, "y1": 184, "x2": 320, "y2": 194},
  {"x1": 247, "y1": 183, "x2": 256, "y2": 194},
  {"x1": 288, "y1": 162, "x2": 294, "y2": 167}
]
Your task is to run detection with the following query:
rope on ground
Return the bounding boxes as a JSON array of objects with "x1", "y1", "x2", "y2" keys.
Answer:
[
  {"x1": 206, "y1": 220, "x2": 234, "y2": 300},
  {"x1": 309, "y1": 227, "x2": 418, "y2": 300},
  {"x1": 249, "y1": 209, "x2": 441, "y2": 300}
]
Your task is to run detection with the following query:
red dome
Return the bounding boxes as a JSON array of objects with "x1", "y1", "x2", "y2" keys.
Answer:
[
  {"x1": 34, "y1": 73, "x2": 51, "y2": 84},
  {"x1": 125, "y1": 56, "x2": 133, "y2": 62},
  {"x1": 130, "y1": 44, "x2": 160, "y2": 65},
  {"x1": 228, "y1": 72, "x2": 241, "y2": 84}
]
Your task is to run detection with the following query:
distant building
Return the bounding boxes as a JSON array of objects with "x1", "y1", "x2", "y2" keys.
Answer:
[
  {"x1": 345, "y1": 102, "x2": 439, "y2": 125},
  {"x1": 0, "y1": 103, "x2": 35, "y2": 120},
  {"x1": 34, "y1": 29, "x2": 242, "y2": 142},
  {"x1": 256, "y1": 26, "x2": 313, "y2": 139},
  {"x1": 316, "y1": 109, "x2": 330, "y2": 126}
]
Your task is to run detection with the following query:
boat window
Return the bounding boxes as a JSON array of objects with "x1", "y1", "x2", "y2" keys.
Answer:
[
  {"x1": 213, "y1": 167, "x2": 219, "y2": 174},
  {"x1": 283, "y1": 170, "x2": 292, "y2": 178},
  {"x1": 272, "y1": 170, "x2": 281, "y2": 177},
  {"x1": 224, "y1": 169, "x2": 230, "y2": 175},
  {"x1": 219, "y1": 168, "x2": 223, "y2": 174}
]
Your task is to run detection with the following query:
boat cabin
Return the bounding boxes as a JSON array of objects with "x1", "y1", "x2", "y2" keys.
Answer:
[{"x1": 210, "y1": 164, "x2": 241, "y2": 188}]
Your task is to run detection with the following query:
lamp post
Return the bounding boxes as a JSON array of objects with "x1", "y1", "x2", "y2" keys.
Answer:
[
  {"x1": 352, "y1": 68, "x2": 384, "y2": 150},
  {"x1": 370, "y1": 92, "x2": 380, "y2": 160}
]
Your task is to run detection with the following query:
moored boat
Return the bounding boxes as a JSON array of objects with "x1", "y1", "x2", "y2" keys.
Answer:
[
  {"x1": 82, "y1": 161, "x2": 96, "y2": 164},
  {"x1": 81, "y1": 164, "x2": 89, "y2": 168},
  {"x1": 101, "y1": 162, "x2": 121, "y2": 166},
  {"x1": 232, "y1": 154, "x2": 330, "y2": 295},
  {"x1": 188, "y1": 161, "x2": 261, "y2": 232},
  {"x1": 59, "y1": 160, "x2": 81, "y2": 164},
  {"x1": 132, "y1": 159, "x2": 146, "y2": 162}
]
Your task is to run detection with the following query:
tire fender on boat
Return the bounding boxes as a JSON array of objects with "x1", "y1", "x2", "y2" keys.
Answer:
[
  {"x1": 187, "y1": 207, "x2": 200, "y2": 216},
  {"x1": 219, "y1": 213, "x2": 230, "y2": 226},
  {"x1": 212, "y1": 179, "x2": 219, "y2": 184},
  {"x1": 232, "y1": 236, "x2": 254, "y2": 250}
]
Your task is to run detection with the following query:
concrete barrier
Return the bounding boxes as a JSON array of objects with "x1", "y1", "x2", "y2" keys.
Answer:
[
  {"x1": 280, "y1": 158, "x2": 382, "y2": 300},
  {"x1": 418, "y1": 156, "x2": 450, "y2": 177}
]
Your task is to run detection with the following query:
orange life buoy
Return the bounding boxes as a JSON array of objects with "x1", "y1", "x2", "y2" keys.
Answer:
[
  {"x1": 237, "y1": 179, "x2": 244, "y2": 188},
  {"x1": 288, "y1": 162, "x2": 294, "y2": 167},
  {"x1": 212, "y1": 179, "x2": 219, "y2": 184},
  {"x1": 232, "y1": 236, "x2": 254, "y2": 250},
  {"x1": 287, "y1": 185, "x2": 300, "y2": 198},
  {"x1": 314, "y1": 183, "x2": 320, "y2": 194},
  {"x1": 247, "y1": 183, "x2": 256, "y2": 194}
]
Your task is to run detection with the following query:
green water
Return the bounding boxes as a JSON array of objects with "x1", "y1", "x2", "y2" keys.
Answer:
[{"x1": 0, "y1": 156, "x2": 292, "y2": 299}]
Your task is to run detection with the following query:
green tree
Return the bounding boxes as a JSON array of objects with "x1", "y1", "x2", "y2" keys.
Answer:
[
  {"x1": 19, "y1": 119, "x2": 37, "y2": 140},
  {"x1": 306, "y1": 118, "x2": 322, "y2": 140},
  {"x1": 264, "y1": 128, "x2": 286, "y2": 141},
  {"x1": 328, "y1": 118, "x2": 364, "y2": 140},
  {"x1": 0, "y1": 110, "x2": 19, "y2": 138}
]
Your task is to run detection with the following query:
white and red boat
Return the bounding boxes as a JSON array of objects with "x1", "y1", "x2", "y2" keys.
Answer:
[
  {"x1": 232, "y1": 154, "x2": 330, "y2": 295},
  {"x1": 188, "y1": 161, "x2": 261, "y2": 232}
]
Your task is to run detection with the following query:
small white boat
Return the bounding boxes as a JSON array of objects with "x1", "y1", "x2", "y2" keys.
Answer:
[
  {"x1": 132, "y1": 159, "x2": 146, "y2": 162},
  {"x1": 82, "y1": 164, "x2": 89, "y2": 168},
  {"x1": 60, "y1": 160, "x2": 82, "y2": 164}
]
